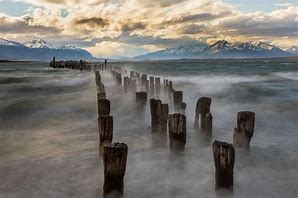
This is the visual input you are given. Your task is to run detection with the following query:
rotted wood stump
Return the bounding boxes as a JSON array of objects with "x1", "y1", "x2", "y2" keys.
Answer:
[
  {"x1": 168, "y1": 113, "x2": 186, "y2": 149},
  {"x1": 205, "y1": 113, "x2": 212, "y2": 135},
  {"x1": 195, "y1": 97, "x2": 211, "y2": 131},
  {"x1": 141, "y1": 74, "x2": 147, "y2": 87},
  {"x1": 130, "y1": 71, "x2": 135, "y2": 79},
  {"x1": 155, "y1": 77, "x2": 161, "y2": 97},
  {"x1": 168, "y1": 81, "x2": 174, "y2": 104},
  {"x1": 97, "y1": 92, "x2": 106, "y2": 100},
  {"x1": 233, "y1": 111, "x2": 255, "y2": 149},
  {"x1": 136, "y1": 91, "x2": 147, "y2": 106},
  {"x1": 103, "y1": 142, "x2": 128, "y2": 194},
  {"x1": 173, "y1": 91, "x2": 183, "y2": 112},
  {"x1": 95, "y1": 70, "x2": 101, "y2": 85},
  {"x1": 98, "y1": 115, "x2": 113, "y2": 147},
  {"x1": 212, "y1": 140, "x2": 235, "y2": 189},
  {"x1": 97, "y1": 81, "x2": 105, "y2": 93},
  {"x1": 149, "y1": 76, "x2": 155, "y2": 96},
  {"x1": 150, "y1": 99, "x2": 169, "y2": 131},
  {"x1": 130, "y1": 79, "x2": 137, "y2": 93},
  {"x1": 181, "y1": 102, "x2": 186, "y2": 114},
  {"x1": 98, "y1": 99, "x2": 110, "y2": 115},
  {"x1": 123, "y1": 76, "x2": 129, "y2": 92}
]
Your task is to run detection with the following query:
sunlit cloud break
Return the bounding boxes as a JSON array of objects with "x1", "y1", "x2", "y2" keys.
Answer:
[{"x1": 0, "y1": 0, "x2": 297, "y2": 57}]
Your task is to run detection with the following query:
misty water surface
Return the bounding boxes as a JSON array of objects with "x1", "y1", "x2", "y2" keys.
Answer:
[{"x1": 0, "y1": 60, "x2": 297, "y2": 198}]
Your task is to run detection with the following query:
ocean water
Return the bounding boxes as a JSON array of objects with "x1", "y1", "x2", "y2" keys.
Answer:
[{"x1": 0, "y1": 60, "x2": 297, "y2": 198}]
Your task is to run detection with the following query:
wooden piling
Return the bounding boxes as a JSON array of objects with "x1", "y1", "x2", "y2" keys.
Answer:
[
  {"x1": 103, "y1": 142, "x2": 128, "y2": 194},
  {"x1": 195, "y1": 97, "x2": 211, "y2": 131},
  {"x1": 205, "y1": 113, "x2": 212, "y2": 135},
  {"x1": 123, "y1": 76, "x2": 129, "y2": 92},
  {"x1": 173, "y1": 91, "x2": 183, "y2": 112},
  {"x1": 155, "y1": 77, "x2": 161, "y2": 97},
  {"x1": 150, "y1": 99, "x2": 169, "y2": 131},
  {"x1": 212, "y1": 140, "x2": 235, "y2": 189},
  {"x1": 98, "y1": 99, "x2": 110, "y2": 115},
  {"x1": 98, "y1": 115, "x2": 113, "y2": 147},
  {"x1": 233, "y1": 111, "x2": 255, "y2": 149},
  {"x1": 181, "y1": 102, "x2": 186, "y2": 114},
  {"x1": 168, "y1": 113, "x2": 186, "y2": 149},
  {"x1": 136, "y1": 91, "x2": 147, "y2": 106},
  {"x1": 149, "y1": 76, "x2": 155, "y2": 96}
]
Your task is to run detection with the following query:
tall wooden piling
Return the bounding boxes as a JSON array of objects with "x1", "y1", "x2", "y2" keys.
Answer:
[
  {"x1": 98, "y1": 115, "x2": 113, "y2": 147},
  {"x1": 150, "y1": 99, "x2": 169, "y2": 131},
  {"x1": 195, "y1": 97, "x2": 211, "y2": 131},
  {"x1": 136, "y1": 91, "x2": 147, "y2": 106},
  {"x1": 123, "y1": 76, "x2": 129, "y2": 92},
  {"x1": 103, "y1": 142, "x2": 128, "y2": 194},
  {"x1": 98, "y1": 99, "x2": 110, "y2": 115},
  {"x1": 168, "y1": 113, "x2": 186, "y2": 149},
  {"x1": 155, "y1": 77, "x2": 161, "y2": 97},
  {"x1": 205, "y1": 113, "x2": 212, "y2": 135},
  {"x1": 212, "y1": 140, "x2": 235, "y2": 189},
  {"x1": 181, "y1": 102, "x2": 186, "y2": 114},
  {"x1": 173, "y1": 91, "x2": 183, "y2": 112},
  {"x1": 233, "y1": 111, "x2": 255, "y2": 149},
  {"x1": 131, "y1": 79, "x2": 137, "y2": 93},
  {"x1": 149, "y1": 76, "x2": 155, "y2": 96},
  {"x1": 95, "y1": 71, "x2": 101, "y2": 86}
]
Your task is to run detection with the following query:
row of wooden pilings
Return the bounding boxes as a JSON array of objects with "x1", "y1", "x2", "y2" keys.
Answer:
[{"x1": 50, "y1": 58, "x2": 256, "y2": 195}]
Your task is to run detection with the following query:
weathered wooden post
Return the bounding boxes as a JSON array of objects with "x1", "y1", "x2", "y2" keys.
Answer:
[
  {"x1": 136, "y1": 91, "x2": 147, "y2": 106},
  {"x1": 130, "y1": 71, "x2": 135, "y2": 79},
  {"x1": 130, "y1": 79, "x2": 137, "y2": 93},
  {"x1": 149, "y1": 76, "x2": 155, "y2": 97},
  {"x1": 168, "y1": 113, "x2": 186, "y2": 149},
  {"x1": 98, "y1": 115, "x2": 113, "y2": 147},
  {"x1": 98, "y1": 99, "x2": 110, "y2": 115},
  {"x1": 95, "y1": 70, "x2": 101, "y2": 85},
  {"x1": 155, "y1": 77, "x2": 161, "y2": 97},
  {"x1": 212, "y1": 140, "x2": 235, "y2": 189},
  {"x1": 116, "y1": 72, "x2": 122, "y2": 85},
  {"x1": 150, "y1": 99, "x2": 169, "y2": 131},
  {"x1": 103, "y1": 142, "x2": 128, "y2": 194},
  {"x1": 233, "y1": 111, "x2": 255, "y2": 150},
  {"x1": 173, "y1": 91, "x2": 183, "y2": 112},
  {"x1": 141, "y1": 74, "x2": 147, "y2": 87},
  {"x1": 123, "y1": 76, "x2": 129, "y2": 92},
  {"x1": 97, "y1": 92, "x2": 106, "y2": 100},
  {"x1": 181, "y1": 102, "x2": 186, "y2": 114},
  {"x1": 97, "y1": 81, "x2": 105, "y2": 93},
  {"x1": 194, "y1": 97, "x2": 211, "y2": 131},
  {"x1": 205, "y1": 113, "x2": 212, "y2": 135},
  {"x1": 168, "y1": 81, "x2": 173, "y2": 104}
]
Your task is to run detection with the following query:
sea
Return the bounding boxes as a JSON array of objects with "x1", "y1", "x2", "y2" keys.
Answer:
[{"x1": 0, "y1": 59, "x2": 297, "y2": 198}]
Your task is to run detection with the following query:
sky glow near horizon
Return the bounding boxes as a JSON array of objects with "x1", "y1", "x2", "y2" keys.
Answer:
[{"x1": 0, "y1": 0, "x2": 297, "y2": 58}]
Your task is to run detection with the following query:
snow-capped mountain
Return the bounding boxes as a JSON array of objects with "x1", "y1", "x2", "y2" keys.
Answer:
[
  {"x1": 23, "y1": 39, "x2": 56, "y2": 49},
  {"x1": 0, "y1": 38, "x2": 25, "y2": 47},
  {"x1": 0, "y1": 38, "x2": 96, "y2": 61},
  {"x1": 134, "y1": 40, "x2": 292, "y2": 60},
  {"x1": 286, "y1": 46, "x2": 298, "y2": 55}
]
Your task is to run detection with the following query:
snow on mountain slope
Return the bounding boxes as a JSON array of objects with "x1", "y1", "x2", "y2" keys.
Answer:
[{"x1": 23, "y1": 39, "x2": 56, "y2": 49}]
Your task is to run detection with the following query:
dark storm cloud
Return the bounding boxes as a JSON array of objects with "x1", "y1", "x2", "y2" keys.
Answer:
[
  {"x1": 74, "y1": 17, "x2": 109, "y2": 27},
  {"x1": 120, "y1": 22, "x2": 147, "y2": 32}
]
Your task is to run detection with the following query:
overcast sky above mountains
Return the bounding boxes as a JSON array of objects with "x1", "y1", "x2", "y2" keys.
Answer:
[{"x1": 0, "y1": 0, "x2": 297, "y2": 58}]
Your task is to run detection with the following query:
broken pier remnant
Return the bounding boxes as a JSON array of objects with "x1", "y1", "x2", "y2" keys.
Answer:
[
  {"x1": 168, "y1": 113, "x2": 186, "y2": 149},
  {"x1": 195, "y1": 97, "x2": 211, "y2": 131},
  {"x1": 103, "y1": 142, "x2": 128, "y2": 194},
  {"x1": 98, "y1": 99, "x2": 110, "y2": 115},
  {"x1": 212, "y1": 140, "x2": 235, "y2": 189},
  {"x1": 233, "y1": 111, "x2": 255, "y2": 150}
]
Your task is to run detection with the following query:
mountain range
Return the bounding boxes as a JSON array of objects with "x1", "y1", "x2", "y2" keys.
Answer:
[
  {"x1": 0, "y1": 38, "x2": 298, "y2": 61},
  {"x1": 0, "y1": 38, "x2": 95, "y2": 61},
  {"x1": 134, "y1": 40, "x2": 298, "y2": 60}
]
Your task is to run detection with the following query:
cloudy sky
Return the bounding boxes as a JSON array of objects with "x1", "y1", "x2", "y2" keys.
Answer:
[{"x1": 0, "y1": 0, "x2": 297, "y2": 58}]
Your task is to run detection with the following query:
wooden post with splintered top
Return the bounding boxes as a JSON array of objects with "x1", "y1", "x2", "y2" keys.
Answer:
[
  {"x1": 123, "y1": 76, "x2": 129, "y2": 92},
  {"x1": 233, "y1": 111, "x2": 255, "y2": 150},
  {"x1": 150, "y1": 99, "x2": 169, "y2": 131},
  {"x1": 173, "y1": 91, "x2": 183, "y2": 112},
  {"x1": 98, "y1": 115, "x2": 113, "y2": 147},
  {"x1": 149, "y1": 76, "x2": 155, "y2": 96},
  {"x1": 98, "y1": 99, "x2": 110, "y2": 115},
  {"x1": 205, "y1": 112, "x2": 212, "y2": 135},
  {"x1": 168, "y1": 113, "x2": 186, "y2": 149},
  {"x1": 212, "y1": 140, "x2": 235, "y2": 189},
  {"x1": 195, "y1": 97, "x2": 211, "y2": 131},
  {"x1": 136, "y1": 91, "x2": 147, "y2": 106},
  {"x1": 155, "y1": 77, "x2": 161, "y2": 97},
  {"x1": 95, "y1": 70, "x2": 101, "y2": 86},
  {"x1": 103, "y1": 142, "x2": 128, "y2": 194}
]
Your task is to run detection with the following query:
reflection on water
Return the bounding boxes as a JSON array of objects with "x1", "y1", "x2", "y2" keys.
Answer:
[{"x1": 0, "y1": 60, "x2": 297, "y2": 197}]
